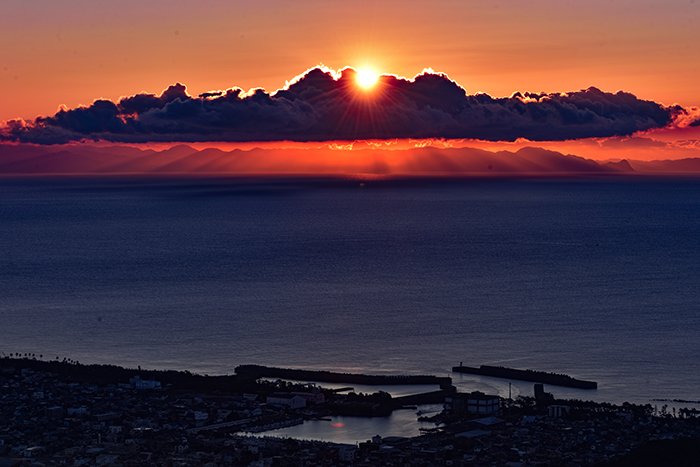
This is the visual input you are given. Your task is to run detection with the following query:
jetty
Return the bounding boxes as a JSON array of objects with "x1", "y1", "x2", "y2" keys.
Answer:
[
  {"x1": 235, "y1": 365, "x2": 453, "y2": 389},
  {"x1": 452, "y1": 364, "x2": 597, "y2": 389}
]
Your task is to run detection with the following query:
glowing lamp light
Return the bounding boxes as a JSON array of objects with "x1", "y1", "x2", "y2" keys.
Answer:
[{"x1": 355, "y1": 67, "x2": 380, "y2": 90}]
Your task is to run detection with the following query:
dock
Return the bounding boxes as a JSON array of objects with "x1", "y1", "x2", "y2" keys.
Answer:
[{"x1": 452, "y1": 364, "x2": 597, "y2": 389}]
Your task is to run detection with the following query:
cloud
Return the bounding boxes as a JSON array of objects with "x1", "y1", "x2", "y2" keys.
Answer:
[{"x1": 1, "y1": 67, "x2": 680, "y2": 144}]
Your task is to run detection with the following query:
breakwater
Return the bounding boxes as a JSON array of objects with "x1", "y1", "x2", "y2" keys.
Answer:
[
  {"x1": 452, "y1": 364, "x2": 597, "y2": 389},
  {"x1": 236, "y1": 365, "x2": 453, "y2": 388},
  {"x1": 393, "y1": 389, "x2": 455, "y2": 405}
]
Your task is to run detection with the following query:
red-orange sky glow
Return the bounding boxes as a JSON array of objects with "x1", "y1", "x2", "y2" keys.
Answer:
[
  {"x1": 2, "y1": 0, "x2": 699, "y2": 122},
  {"x1": 2, "y1": 0, "x2": 700, "y2": 164}
]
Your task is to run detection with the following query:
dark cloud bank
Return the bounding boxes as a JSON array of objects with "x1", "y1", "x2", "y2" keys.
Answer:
[{"x1": 1, "y1": 67, "x2": 681, "y2": 144}]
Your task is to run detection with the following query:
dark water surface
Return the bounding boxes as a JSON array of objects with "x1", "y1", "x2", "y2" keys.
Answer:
[{"x1": 1, "y1": 176, "x2": 698, "y2": 405}]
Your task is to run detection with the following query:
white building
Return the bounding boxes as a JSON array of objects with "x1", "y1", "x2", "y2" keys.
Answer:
[
  {"x1": 291, "y1": 390, "x2": 325, "y2": 405},
  {"x1": 445, "y1": 391, "x2": 501, "y2": 415},
  {"x1": 548, "y1": 405, "x2": 571, "y2": 418},
  {"x1": 129, "y1": 376, "x2": 161, "y2": 390},
  {"x1": 266, "y1": 393, "x2": 307, "y2": 409},
  {"x1": 466, "y1": 392, "x2": 500, "y2": 415}
]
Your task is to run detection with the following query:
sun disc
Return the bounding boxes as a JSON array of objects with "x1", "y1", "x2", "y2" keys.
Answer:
[{"x1": 356, "y1": 67, "x2": 379, "y2": 90}]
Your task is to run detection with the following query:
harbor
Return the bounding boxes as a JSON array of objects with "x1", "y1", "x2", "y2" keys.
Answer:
[{"x1": 2, "y1": 357, "x2": 698, "y2": 465}]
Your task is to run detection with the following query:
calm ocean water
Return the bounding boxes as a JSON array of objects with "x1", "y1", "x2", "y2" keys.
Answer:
[{"x1": 1, "y1": 176, "x2": 699, "y2": 406}]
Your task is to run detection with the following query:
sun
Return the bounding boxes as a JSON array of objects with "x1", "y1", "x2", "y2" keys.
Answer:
[{"x1": 355, "y1": 67, "x2": 380, "y2": 90}]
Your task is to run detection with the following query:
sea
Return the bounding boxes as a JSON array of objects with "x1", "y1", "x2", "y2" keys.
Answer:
[{"x1": 1, "y1": 175, "x2": 699, "y2": 441}]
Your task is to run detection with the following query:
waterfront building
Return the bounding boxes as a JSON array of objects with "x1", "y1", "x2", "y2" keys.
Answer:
[
  {"x1": 548, "y1": 405, "x2": 571, "y2": 418},
  {"x1": 291, "y1": 389, "x2": 325, "y2": 405},
  {"x1": 445, "y1": 391, "x2": 501, "y2": 415},
  {"x1": 266, "y1": 393, "x2": 307, "y2": 409}
]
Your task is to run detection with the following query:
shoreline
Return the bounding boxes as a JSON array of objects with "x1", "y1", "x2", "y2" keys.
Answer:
[{"x1": 2, "y1": 356, "x2": 699, "y2": 465}]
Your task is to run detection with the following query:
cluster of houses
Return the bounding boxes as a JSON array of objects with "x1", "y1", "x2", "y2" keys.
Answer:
[{"x1": 2, "y1": 359, "x2": 699, "y2": 465}]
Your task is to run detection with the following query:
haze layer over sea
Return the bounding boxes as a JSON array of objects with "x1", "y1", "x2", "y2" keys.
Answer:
[{"x1": 1, "y1": 176, "x2": 698, "y2": 405}]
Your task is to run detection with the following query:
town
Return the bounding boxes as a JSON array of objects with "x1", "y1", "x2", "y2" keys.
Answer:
[{"x1": 1, "y1": 357, "x2": 699, "y2": 466}]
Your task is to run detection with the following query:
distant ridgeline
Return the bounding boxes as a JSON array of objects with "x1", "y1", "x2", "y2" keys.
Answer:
[
  {"x1": 452, "y1": 364, "x2": 598, "y2": 389},
  {"x1": 2, "y1": 143, "x2": 700, "y2": 176},
  {"x1": 235, "y1": 365, "x2": 453, "y2": 388}
]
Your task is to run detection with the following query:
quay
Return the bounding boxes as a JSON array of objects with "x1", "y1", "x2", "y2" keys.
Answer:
[
  {"x1": 452, "y1": 364, "x2": 597, "y2": 389},
  {"x1": 235, "y1": 365, "x2": 453, "y2": 389}
]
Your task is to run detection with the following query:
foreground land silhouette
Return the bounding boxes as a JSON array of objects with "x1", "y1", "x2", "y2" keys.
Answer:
[{"x1": 1, "y1": 357, "x2": 699, "y2": 465}]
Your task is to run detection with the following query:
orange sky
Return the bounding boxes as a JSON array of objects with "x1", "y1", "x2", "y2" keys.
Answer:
[{"x1": 1, "y1": 0, "x2": 699, "y2": 122}]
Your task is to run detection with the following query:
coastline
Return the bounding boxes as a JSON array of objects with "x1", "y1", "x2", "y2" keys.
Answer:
[{"x1": 1, "y1": 356, "x2": 699, "y2": 465}]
